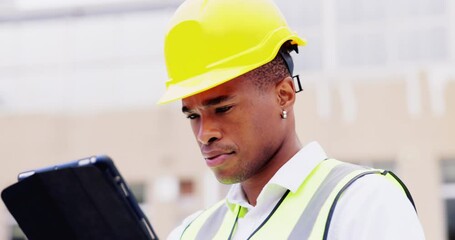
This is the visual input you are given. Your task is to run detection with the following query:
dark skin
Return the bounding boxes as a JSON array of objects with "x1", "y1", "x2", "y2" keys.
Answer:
[{"x1": 182, "y1": 74, "x2": 301, "y2": 206}]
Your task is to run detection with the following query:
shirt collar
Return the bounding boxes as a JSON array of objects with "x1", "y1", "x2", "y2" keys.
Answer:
[
  {"x1": 226, "y1": 141, "x2": 328, "y2": 210},
  {"x1": 268, "y1": 141, "x2": 327, "y2": 193}
]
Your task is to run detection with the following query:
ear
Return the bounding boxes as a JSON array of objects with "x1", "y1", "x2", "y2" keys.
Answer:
[{"x1": 275, "y1": 76, "x2": 296, "y2": 108}]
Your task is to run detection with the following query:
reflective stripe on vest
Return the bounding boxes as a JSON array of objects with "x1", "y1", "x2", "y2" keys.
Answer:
[{"x1": 180, "y1": 159, "x2": 415, "y2": 240}]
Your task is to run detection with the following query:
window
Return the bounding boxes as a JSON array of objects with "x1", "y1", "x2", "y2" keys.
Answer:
[
  {"x1": 337, "y1": 31, "x2": 387, "y2": 67},
  {"x1": 442, "y1": 160, "x2": 455, "y2": 183},
  {"x1": 298, "y1": 32, "x2": 323, "y2": 71},
  {"x1": 179, "y1": 178, "x2": 194, "y2": 197},
  {"x1": 446, "y1": 199, "x2": 455, "y2": 240},
  {"x1": 276, "y1": 0, "x2": 451, "y2": 71},
  {"x1": 441, "y1": 159, "x2": 455, "y2": 240},
  {"x1": 277, "y1": 0, "x2": 323, "y2": 72},
  {"x1": 177, "y1": 178, "x2": 197, "y2": 212},
  {"x1": 336, "y1": 0, "x2": 386, "y2": 23},
  {"x1": 395, "y1": 26, "x2": 448, "y2": 62},
  {"x1": 335, "y1": 0, "x2": 449, "y2": 67}
]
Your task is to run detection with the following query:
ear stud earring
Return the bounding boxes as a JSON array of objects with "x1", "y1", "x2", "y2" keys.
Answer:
[{"x1": 281, "y1": 110, "x2": 287, "y2": 119}]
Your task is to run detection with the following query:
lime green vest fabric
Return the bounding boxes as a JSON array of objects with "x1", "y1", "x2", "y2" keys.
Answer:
[{"x1": 180, "y1": 159, "x2": 415, "y2": 240}]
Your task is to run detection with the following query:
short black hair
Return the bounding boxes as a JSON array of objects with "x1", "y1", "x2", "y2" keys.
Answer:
[{"x1": 243, "y1": 53, "x2": 290, "y2": 91}]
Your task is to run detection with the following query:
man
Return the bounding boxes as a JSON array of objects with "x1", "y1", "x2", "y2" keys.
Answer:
[{"x1": 159, "y1": 0, "x2": 425, "y2": 239}]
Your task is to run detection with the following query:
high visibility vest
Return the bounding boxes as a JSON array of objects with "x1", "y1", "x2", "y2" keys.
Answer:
[{"x1": 180, "y1": 159, "x2": 416, "y2": 240}]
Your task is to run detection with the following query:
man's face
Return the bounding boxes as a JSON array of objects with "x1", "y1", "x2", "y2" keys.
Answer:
[{"x1": 181, "y1": 76, "x2": 285, "y2": 184}]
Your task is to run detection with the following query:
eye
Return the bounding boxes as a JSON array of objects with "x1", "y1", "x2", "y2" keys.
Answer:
[
  {"x1": 186, "y1": 113, "x2": 200, "y2": 120},
  {"x1": 215, "y1": 105, "x2": 232, "y2": 114}
]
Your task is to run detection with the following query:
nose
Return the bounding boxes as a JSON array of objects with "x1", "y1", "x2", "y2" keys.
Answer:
[{"x1": 196, "y1": 117, "x2": 222, "y2": 145}]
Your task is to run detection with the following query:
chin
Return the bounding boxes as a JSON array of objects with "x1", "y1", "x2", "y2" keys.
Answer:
[{"x1": 215, "y1": 173, "x2": 243, "y2": 185}]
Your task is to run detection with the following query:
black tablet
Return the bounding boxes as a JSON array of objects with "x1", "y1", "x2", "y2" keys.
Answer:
[{"x1": 2, "y1": 155, "x2": 159, "y2": 240}]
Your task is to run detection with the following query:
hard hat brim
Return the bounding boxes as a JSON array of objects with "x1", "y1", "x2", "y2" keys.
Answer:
[{"x1": 158, "y1": 65, "x2": 253, "y2": 104}]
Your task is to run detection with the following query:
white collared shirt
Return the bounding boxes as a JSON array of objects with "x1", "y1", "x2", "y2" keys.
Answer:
[{"x1": 168, "y1": 142, "x2": 425, "y2": 240}]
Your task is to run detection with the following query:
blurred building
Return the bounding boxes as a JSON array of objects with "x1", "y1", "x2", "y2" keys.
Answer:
[{"x1": 0, "y1": 0, "x2": 454, "y2": 239}]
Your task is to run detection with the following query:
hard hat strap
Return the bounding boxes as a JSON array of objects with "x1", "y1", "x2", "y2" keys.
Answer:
[
  {"x1": 293, "y1": 75, "x2": 303, "y2": 93},
  {"x1": 279, "y1": 42, "x2": 302, "y2": 93},
  {"x1": 279, "y1": 49, "x2": 294, "y2": 76}
]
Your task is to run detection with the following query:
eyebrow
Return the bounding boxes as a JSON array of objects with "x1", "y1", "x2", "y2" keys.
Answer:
[{"x1": 182, "y1": 95, "x2": 233, "y2": 113}]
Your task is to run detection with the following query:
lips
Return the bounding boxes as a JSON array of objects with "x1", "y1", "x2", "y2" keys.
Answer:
[{"x1": 203, "y1": 150, "x2": 235, "y2": 167}]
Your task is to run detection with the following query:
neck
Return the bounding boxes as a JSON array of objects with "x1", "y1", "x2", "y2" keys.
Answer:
[{"x1": 241, "y1": 133, "x2": 301, "y2": 206}]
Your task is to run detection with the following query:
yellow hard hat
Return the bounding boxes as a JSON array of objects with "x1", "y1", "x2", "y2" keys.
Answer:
[{"x1": 158, "y1": 0, "x2": 306, "y2": 104}]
